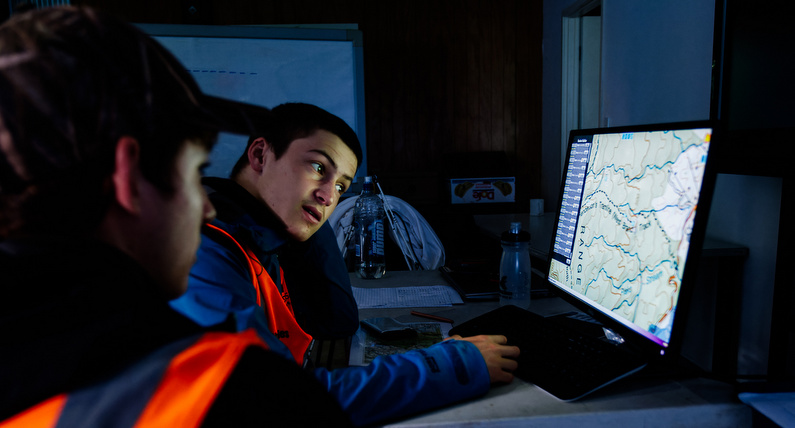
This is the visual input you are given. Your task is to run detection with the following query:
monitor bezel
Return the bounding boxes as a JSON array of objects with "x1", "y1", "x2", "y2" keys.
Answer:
[{"x1": 545, "y1": 120, "x2": 720, "y2": 363}]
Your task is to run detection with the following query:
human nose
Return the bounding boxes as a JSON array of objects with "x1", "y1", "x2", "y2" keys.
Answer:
[{"x1": 314, "y1": 181, "x2": 336, "y2": 207}]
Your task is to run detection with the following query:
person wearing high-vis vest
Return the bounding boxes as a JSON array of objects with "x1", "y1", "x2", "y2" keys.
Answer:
[
  {"x1": 171, "y1": 103, "x2": 522, "y2": 426},
  {"x1": 0, "y1": 7, "x2": 349, "y2": 427}
]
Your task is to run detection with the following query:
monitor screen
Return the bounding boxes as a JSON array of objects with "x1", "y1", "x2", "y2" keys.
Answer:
[{"x1": 547, "y1": 122, "x2": 715, "y2": 356}]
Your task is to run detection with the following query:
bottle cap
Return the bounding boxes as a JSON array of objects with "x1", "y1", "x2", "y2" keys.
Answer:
[
  {"x1": 501, "y1": 221, "x2": 531, "y2": 242},
  {"x1": 362, "y1": 175, "x2": 374, "y2": 191}
]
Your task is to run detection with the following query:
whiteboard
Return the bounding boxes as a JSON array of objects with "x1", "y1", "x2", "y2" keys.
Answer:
[{"x1": 138, "y1": 24, "x2": 367, "y2": 180}]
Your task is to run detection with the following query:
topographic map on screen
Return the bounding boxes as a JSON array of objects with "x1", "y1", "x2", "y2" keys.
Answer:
[{"x1": 549, "y1": 128, "x2": 712, "y2": 345}]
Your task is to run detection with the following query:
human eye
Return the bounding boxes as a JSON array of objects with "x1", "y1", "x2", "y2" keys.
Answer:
[
  {"x1": 335, "y1": 183, "x2": 346, "y2": 193},
  {"x1": 311, "y1": 161, "x2": 324, "y2": 175}
]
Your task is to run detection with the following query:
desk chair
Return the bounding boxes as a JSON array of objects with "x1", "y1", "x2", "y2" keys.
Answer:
[{"x1": 329, "y1": 195, "x2": 446, "y2": 271}]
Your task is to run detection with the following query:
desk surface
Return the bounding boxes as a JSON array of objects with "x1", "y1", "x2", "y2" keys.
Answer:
[
  {"x1": 473, "y1": 213, "x2": 749, "y2": 260},
  {"x1": 350, "y1": 270, "x2": 752, "y2": 427},
  {"x1": 353, "y1": 269, "x2": 574, "y2": 325}
]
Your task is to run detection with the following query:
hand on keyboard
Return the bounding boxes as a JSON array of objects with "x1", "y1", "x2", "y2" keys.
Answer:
[{"x1": 447, "y1": 334, "x2": 520, "y2": 384}]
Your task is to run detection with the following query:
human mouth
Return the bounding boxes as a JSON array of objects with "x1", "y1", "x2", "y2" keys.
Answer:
[{"x1": 302, "y1": 206, "x2": 322, "y2": 224}]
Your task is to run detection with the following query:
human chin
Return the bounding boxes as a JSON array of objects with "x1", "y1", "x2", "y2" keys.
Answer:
[
  {"x1": 286, "y1": 223, "x2": 316, "y2": 242},
  {"x1": 159, "y1": 266, "x2": 191, "y2": 299}
]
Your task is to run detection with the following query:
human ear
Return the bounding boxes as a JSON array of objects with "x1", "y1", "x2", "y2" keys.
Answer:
[
  {"x1": 111, "y1": 136, "x2": 143, "y2": 214},
  {"x1": 247, "y1": 137, "x2": 270, "y2": 173}
]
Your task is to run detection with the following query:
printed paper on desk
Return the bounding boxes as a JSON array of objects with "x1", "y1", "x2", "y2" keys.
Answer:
[
  {"x1": 349, "y1": 322, "x2": 453, "y2": 366},
  {"x1": 352, "y1": 285, "x2": 462, "y2": 308}
]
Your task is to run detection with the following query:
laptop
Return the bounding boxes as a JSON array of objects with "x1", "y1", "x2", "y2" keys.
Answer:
[{"x1": 449, "y1": 121, "x2": 718, "y2": 401}]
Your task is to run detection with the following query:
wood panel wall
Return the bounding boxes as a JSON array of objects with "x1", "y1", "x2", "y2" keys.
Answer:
[
  {"x1": 76, "y1": 0, "x2": 543, "y2": 257},
  {"x1": 77, "y1": 0, "x2": 542, "y2": 202}
]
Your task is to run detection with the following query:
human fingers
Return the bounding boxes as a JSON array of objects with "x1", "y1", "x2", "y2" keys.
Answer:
[
  {"x1": 480, "y1": 334, "x2": 509, "y2": 345},
  {"x1": 480, "y1": 344, "x2": 520, "y2": 384},
  {"x1": 445, "y1": 334, "x2": 506, "y2": 343},
  {"x1": 457, "y1": 334, "x2": 511, "y2": 349},
  {"x1": 448, "y1": 335, "x2": 520, "y2": 358},
  {"x1": 490, "y1": 364, "x2": 516, "y2": 384},
  {"x1": 450, "y1": 335, "x2": 519, "y2": 383}
]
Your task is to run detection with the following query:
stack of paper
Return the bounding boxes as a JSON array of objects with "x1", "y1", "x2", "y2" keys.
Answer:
[{"x1": 352, "y1": 285, "x2": 463, "y2": 308}]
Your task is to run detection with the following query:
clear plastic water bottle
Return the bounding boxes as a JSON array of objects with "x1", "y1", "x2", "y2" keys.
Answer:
[
  {"x1": 354, "y1": 176, "x2": 386, "y2": 279},
  {"x1": 499, "y1": 221, "x2": 531, "y2": 309}
]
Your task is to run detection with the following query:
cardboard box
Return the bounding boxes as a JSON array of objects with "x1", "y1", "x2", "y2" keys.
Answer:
[{"x1": 450, "y1": 177, "x2": 515, "y2": 204}]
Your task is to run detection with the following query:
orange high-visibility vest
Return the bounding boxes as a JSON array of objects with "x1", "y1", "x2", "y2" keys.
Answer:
[
  {"x1": 204, "y1": 224, "x2": 313, "y2": 364},
  {"x1": 1, "y1": 329, "x2": 267, "y2": 428}
]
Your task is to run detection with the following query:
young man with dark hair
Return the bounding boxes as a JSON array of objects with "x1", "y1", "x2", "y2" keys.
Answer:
[
  {"x1": 171, "y1": 102, "x2": 522, "y2": 426},
  {"x1": 0, "y1": 7, "x2": 349, "y2": 426},
  {"x1": 233, "y1": 102, "x2": 363, "y2": 340}
]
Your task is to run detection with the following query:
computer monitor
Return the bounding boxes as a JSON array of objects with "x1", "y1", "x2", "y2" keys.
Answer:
[{"x1": 547, "y1": 121, "x2": 717, "y2": 360}]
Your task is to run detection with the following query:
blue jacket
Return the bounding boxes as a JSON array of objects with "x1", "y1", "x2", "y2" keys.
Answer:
[
  {"x1": 171, "y1": 178, "x2": 490, "y2": 426},
  {"x1": 0, "y1": 236, "x2": 350, "y2": 426}
]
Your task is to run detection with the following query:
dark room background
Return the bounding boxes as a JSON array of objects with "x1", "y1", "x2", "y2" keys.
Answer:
[{"x1": 69, "y1": 0, "x2": 544, "y2": 261}]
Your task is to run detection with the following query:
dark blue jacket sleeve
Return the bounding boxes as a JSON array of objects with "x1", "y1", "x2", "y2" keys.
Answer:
[
  {"x1": 171, "y1": 229, "x2": 491, "y2": 426},
  {"x1": 280, "y1": 222, "x2": 359, "y2": 339},
  {"x1": 314, "y1": 339, "x2": 490, "y2": 427}
]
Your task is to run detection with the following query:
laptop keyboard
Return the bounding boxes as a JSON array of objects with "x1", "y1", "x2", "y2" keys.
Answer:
[{"x1": 449, "y1": 305, "x2": 647, "y2": 401}]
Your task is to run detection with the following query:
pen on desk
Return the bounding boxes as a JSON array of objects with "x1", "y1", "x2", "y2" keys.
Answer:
[{"x1": 410, "y1": 311, "x2": 454, "y2": 324}]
